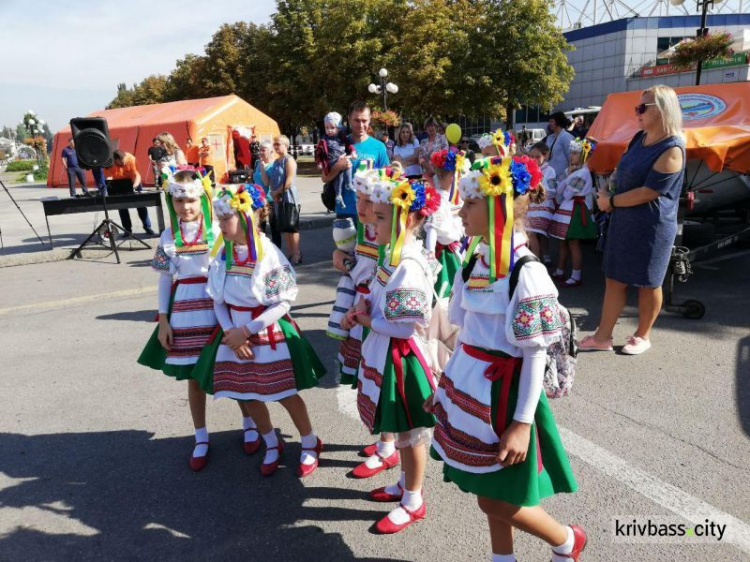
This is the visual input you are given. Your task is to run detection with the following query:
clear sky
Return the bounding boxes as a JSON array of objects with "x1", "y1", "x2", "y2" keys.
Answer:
[{"x1": 0, "y1": 0, "x2": 276, "y2": 133}]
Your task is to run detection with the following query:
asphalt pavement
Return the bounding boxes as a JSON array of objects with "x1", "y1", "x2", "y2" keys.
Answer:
[{"x1": 0, "y1": 179, "x2": 749, "y2": 561}]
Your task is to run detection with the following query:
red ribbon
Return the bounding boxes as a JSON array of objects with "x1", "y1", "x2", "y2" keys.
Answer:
[
  {"x1": 391, "y1": 338, "x2": 436, "y2": 429},
  {"x1": 573, "y1": 196, "x2": 588, "y2": 226},
  {"x1": 435, "y1": 241, "x2": 461, "y2": 260},
  {"x1": 229, "y1": 304, "x2": 276, "y2": 350},
  {"x1": 355, "y1": 283, "x2": 370, "y2": 295}
]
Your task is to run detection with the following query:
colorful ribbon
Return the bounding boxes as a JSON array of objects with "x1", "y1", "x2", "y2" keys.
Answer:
[{"x1": 389, "y1": 204, "x2": 408, "y2": 268}]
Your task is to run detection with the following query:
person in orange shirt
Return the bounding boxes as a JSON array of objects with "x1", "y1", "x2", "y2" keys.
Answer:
[
  {"x1": 198, "y1": 137, "x2": 215, "y2": 186},
  {"x1": 107, "y1": 150, "x2": 154, "y2": 237},
  {"x1": 185, "y1": 138, "x2": 200, "y2": 167}
]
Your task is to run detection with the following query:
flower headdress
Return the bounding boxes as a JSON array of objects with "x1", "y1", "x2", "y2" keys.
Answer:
[
  {"x1": 163, "y1": 167, "x2": 214, "y2": 250},
  {"x1": 570, "y1": 137, "x2": 596, "y2": 163},
  {"x1": 213, "y1": 184, "x2": 267, "y2": 269},
  {"x1": 374, "y1": 178, "x2": 440, "y2": 267},
  {"x1": 461, "y1": 156, "x2": 542, "y2": 282},
  {"x1": 431, "y1": 148, "x2": 469, "y2": 205}
]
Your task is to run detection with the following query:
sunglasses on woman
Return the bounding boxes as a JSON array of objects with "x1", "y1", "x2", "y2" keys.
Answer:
[{"x1": 635, "y1": 103, "x2": 657, "y2": 115}]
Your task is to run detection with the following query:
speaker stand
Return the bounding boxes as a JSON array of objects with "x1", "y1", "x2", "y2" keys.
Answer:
[{"x1": 70, "y1": 192, "x2": 150, "y2": 263}]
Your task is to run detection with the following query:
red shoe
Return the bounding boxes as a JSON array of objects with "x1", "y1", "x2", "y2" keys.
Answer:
[
  {"x1": 297, "y1": 437, "x2": 324, "y2": 478},
  {"x1": 361, "y1": 442, "x2": 378, "y2": 457},
  {"x1": 374, "y1": 501, "x2": 426, "y2": 534},
  {"x1": 369, "y1": 482, "x2": 403, "y2": 502},
  {"x1": 551, "y1": 525, "x2": 587, "y2": 561},
  {"x1": 260, "y1": 440, "x2": 285, "y2": 477},
  {"x1": 352, "y1": 450, "x2": 399, "y2": 479},
  {"x1": 189, "y1": 442, "x2": 209, "y2": 472},
  {"x1": 243, "y1": 428, "x2": 262, "y2": 455}
]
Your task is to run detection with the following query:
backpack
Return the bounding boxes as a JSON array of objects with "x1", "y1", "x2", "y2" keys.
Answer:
[{"x1": 462, "y1": 253, "x2": 577, "y2": 398}]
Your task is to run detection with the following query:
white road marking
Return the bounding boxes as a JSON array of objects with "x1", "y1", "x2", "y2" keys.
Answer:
[
  {"x1": 0, "y1": 286, "x2": 157, "y2": 316},
  {"x1": 336, "y1": 388, "x2": 750, "y2": 554}
]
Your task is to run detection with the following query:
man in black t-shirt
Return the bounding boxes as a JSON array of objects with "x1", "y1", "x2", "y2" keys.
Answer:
[{"x1": 147, "y1": 138, "x2": 166, "y2": 186}]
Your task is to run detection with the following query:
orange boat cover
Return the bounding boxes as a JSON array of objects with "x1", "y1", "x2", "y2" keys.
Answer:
[
  {"x1": 587, "y1": 83, "x2": 750, "y2": 175},
  {"x1": 48, "y1": 94, "x2": 280, "y2": 187}
]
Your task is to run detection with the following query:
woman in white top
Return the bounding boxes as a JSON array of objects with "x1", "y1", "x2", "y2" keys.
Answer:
[
  {"x1": 157, "y1": 132, "x2": 187, "y2": 169},
  {"x1": 392, "y1": 123, "x2": 422, "y2": 179}
]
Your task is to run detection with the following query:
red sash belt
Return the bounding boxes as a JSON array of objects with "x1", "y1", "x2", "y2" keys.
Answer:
[
  {"x1": 573, "y1": 196, "x2": 588, "y2": 226},
  {"x1": 435, "y1": 241, "x2": 461, "y2": 259},
  {"x1": 461, "y1": 344, "x2": 543, "y2": 474},
  {"x1": 355, "y1": 283, "x2": 370, "y2": 294},
  {"x1": 229, "y1": 304, "x2": 276, "y2": 350},
  {"x1": 391, "y1": 338, "x2": 436, "y2": 429}
]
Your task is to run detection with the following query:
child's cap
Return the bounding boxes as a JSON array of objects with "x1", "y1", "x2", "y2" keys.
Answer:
[{"x1": 324, "y1": 112, "x2": 343, "y2": 128}]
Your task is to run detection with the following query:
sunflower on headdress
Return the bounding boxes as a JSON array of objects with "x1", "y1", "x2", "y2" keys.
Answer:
[
  {"x1": 229, "y1": 188, "x2": 252, "y2": 213},
  {"x1": 479, "y1": 157, "x2": 513, "y2": 197},
  {"x1": 391, "y1": 180, "x2": 416, "y2": 210}
]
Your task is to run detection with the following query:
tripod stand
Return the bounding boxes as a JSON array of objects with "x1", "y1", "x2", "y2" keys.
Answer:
[
  {"x1": 0, "y1": 178, "x2": 47, "y2": 255},
  {"x1": 70, "y1": 186, "x2": 150, "y2": 263}
]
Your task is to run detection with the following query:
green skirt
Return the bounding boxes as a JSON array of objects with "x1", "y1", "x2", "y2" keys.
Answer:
[
  {"x1": 434, "y1": 247, "x2": 461, "y2": 299},
  {"x1": 566, "y1": 201, "x2": 598, "y2": 240},
  {"x1": 192, "y1": 315, "x2": 327, "y2": 397},
  {"x1": 372, "y1": 339, "x2": 436, "y2": 434},
  {"x1": 430, "y1": 355, "x2": 577, "y2": 507}
]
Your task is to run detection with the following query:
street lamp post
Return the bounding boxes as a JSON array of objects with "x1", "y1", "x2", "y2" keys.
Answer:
[
  {"x1": 671, "y1": 0, "x2": 722, "y2": 85},
  {"x1": 368, "y1": 68, "x2": 398, "y2": 111}
]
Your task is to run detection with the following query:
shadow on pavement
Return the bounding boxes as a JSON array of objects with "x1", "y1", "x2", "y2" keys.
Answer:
[
  {"x1": 0, "y1": 430, "x2": 408, "y2": 562},
  {"x1": 737, "y1": 336, "x2": 750, "y2": 438}
]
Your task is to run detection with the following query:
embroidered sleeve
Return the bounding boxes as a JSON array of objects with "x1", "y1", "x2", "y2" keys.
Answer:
[
  {"x1": 151, "y1": 245, "x2": 171, "y2": 273},
  {"x1": 385, "y1": 288, "x2": 428, "y2": 321},
  {"x1": 511, "y1": 295, "x2": 564, "y2": 342},
  {"x1": 263, "y1": 265, "x2": 297, "y2": 301},
  {"x1": 568, "y1": 176, "x2": 586, "y2": 193}
]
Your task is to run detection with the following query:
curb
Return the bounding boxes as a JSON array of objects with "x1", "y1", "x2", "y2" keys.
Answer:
[{"x1": 0, "y1": 215, "x2": 335, "y2": 268}]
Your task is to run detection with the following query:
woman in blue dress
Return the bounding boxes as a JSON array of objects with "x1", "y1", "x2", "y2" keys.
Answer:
[{"x1": 580, "y1": 85, "x2": 686, "y2": 355}]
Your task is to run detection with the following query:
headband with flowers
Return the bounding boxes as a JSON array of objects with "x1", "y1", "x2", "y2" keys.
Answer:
[
  {"x1": 163, "y1": 166, "x2": 214, "y2": 251},
  {"x1": 570, "y1": 137, "x2": 596, "y2": 163},
  {"x1": 213, "y1": 184, "x2": 267, "y2": 268},
  {"x1": 460, "y1": 155, "x2": 542, "y2": 282},
  {"x1": 431, "y1": 148, "x2": 469, "y2": 205}
]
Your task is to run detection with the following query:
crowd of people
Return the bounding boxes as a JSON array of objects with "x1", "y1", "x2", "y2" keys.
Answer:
[{"x1": 132, "y1": 85, "x2": 685, "y2": 561}]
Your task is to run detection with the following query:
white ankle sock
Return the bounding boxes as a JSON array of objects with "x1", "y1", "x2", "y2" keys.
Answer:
[
  {"x1": 552, "y1": 526, "x2": 575, "y2": 559},
  {"x1": 383, "y1": 472, "x2": 405, "y2": 496},
  {"x1": 492, "y1": 555, "x2": 516, "y2": 562},
  {"x1": 387, "y1": 486, "x2": 422, "y2": 525},
  {"x1": 571, "y1": 269, "x2": 582, "y2": 281},
  {"x1": 243, "y1": 416, "x2": 258, "y2": 441},
  {"x1": 262, "y1": 430, "x2": 279, "y2": 464},
  {"x1": 193, "y1": 427, "x2": 209, "y2": 458},
  {"x1": 300, "y1": 432, "x2": 318, "y2": 466},
  {"x1": 365, "y1": 438, "x2": 396, "y2": 469},
  {"x1": 554, "y1": 268, "x2": 564, "y2": 276}
]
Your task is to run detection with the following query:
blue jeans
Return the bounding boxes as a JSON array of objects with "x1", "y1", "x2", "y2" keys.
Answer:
[{"x1": 66, "y1": 167, "x2": 89, "y2": 196}]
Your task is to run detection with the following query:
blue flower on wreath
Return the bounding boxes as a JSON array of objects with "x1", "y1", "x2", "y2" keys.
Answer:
[
  {"x1": 510, "y1": 160, "x2": 531, "y2": 195},
  {"x1": 503, "y1": 131, "x2": 513, "y2": 147},
  {"x1": 444, "y1": 150, "x2": 457, "y2": 172},
  {"x1": 244, "y1": 183, "x2": 267, "y2": 210},
  {"x1": 408, "y1": 180, "x2": 427, "y2": 210}
]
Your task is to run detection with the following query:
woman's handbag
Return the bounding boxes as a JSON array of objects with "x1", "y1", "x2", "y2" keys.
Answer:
[{"x1": 278, "y1": 194, "x2": 301, "y2": 233}]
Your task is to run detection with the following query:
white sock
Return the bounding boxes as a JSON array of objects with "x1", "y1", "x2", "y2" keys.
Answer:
[
  {"x1": 365, "y1": 438, "x2": 396, "y2": 469},
  {"x1": 243, "y1": 416, "x2": 258, "y2": 441},
  {"x1": 571, "y1": 269, "x2": 582, "y2": 281},
  {"x1": 492, "y1": 555, "x2": 516, "y2": 562},
  {"x1": 193, "y1": 427, "x2": 209, "y2": 458},
  {"x1": 383, "y1": 471, "x2": 406, "y2": 496},
  {"x1": 387, "y1": 486, "x2": 423, "y2": 525},
  {"x1": 262, "y1": 430, "x2": 279, "y2": 464},
  {"x1": 554, "y1": 268, "x2": 564, "y2": 276},
  {"x1": 300, "y1": 432, "x2": 318, "y2": 466},
  {"x1": 551, "y1": 526, "x2": 575, "y2": 560}
]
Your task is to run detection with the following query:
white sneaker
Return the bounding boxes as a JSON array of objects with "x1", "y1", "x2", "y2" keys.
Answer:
[{"x1": 622, "y1": 335, "x2": 651, "y2": 355}]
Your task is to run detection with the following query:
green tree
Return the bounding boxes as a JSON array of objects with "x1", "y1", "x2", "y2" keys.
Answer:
[
  {"x1": 163, "y1": 54, "x2": 209, "y2": 101},
  {"x1": 471, "y1": 0, "x2": 574, "y2": 128},
  {"x1": 16, "y1": 123, "x2": 28, "y2": 140},
  {"x1": 107, "y1": 83, "x2": 137, "y2": 109}
]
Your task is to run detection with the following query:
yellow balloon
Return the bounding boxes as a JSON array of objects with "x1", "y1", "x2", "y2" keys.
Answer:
[{"x1": 445, "y1": 123, "x2": 462, "y2": 145}]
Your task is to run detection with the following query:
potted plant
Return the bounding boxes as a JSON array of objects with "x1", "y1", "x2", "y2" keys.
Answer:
[{"x1": 671, "y1": 31, "x2": 734, "y2": 68}]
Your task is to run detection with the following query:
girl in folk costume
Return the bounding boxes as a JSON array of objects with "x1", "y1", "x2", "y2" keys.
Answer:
[
  {"x1": 205, "y1": 185, "x2": 327, "y2": 477},
  {"x1": 426, "y1": 148, "x2": 468, "y2": 299},
  {"x1": 348, "y1": 177, "x2": 441, "y2": 534},
  {"x1": 549, "y1": 139, "x2": 598, "y2": 287},
  {"x1": 138, "y1": 169, "x2": 256, "y2": 472},
  {"x1": 428, "y1": 155, "x2": 585, "y2": 562},
  {"x1": 336, "y1": 166, "x2": 402, "y2": 481},
  {"x1": 525, "y1": 142, "x2": 558, "y2": 265}
]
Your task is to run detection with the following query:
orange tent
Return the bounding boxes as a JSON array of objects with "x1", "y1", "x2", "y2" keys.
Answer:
[
  {"x1": 587, "y1": 83, "x2": 750, "y2": 175},
  {"x1": 48, "y1": 95, "x2": 280, "y2": 187}
]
